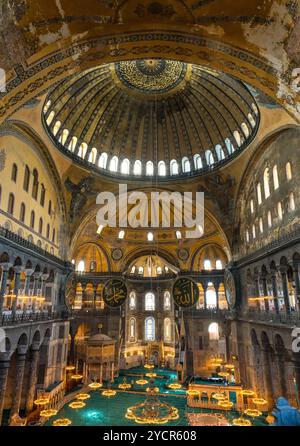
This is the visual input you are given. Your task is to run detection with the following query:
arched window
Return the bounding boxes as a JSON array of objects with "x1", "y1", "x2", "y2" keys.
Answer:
[
  {"x1": 109, "y1": 156, "x2": 118, "y2": 172},
  {"x1": 60, "y1": 128, "x2": 69, "y2": 146},
  {"x1": 252, "y1": 224, "x2": 256, "y2": 239},
  {"x1": 118, "y1": 230, "x2": 125, "y2": 239},
  {"x1": 164, "y1": 318, "x2": 171, "y2": 342},
  {"x1": 30, "y1": 210, "x2": 35, "y2": 229},
  {"x1": 208, "y1": 322, "x2": 219, "y2": 340},
  {"x1": 194, "y1": 154, "x2": 203, "y2": 169},
  {"x1": 98, "y1": 152, "x2": 108, "y2": 169},
  {"x1": 48, "y1": 200, "x2": 52, "y2": 216},
  {"x1": 52, "y1": 228, "x2": 56, "y2": 243},
  {"x1": 158, "y1": 161, "x2": 166, "y2": 176},
  {"x1": 7, "y1": 193, "x2": 14, "y2": 215},
  {"x1": 277, "y1": 202, "x2": 283, "y2": 221},
  {"x1": 248, "y1": 113, "x2": 256, "y2": 128},
  {"x1": 216, "y1": 260, "x2": 223, "y2": 270},
  {"x1": 77, "y1": 260, "x2": 85, "y2": 272},
  {"x1": 46, "y1": 111, "x2": 55, "y2": 126},
  {"x1": 53, "y1": 120, "x2": 61, "y2": 136},
  {"x1": 23, "y1": 165, "x2": 30, "y2": 192},
  {"x1": 146, "y1": 161, "x2": 154, "y2": 176},
  {"x1": 68, "y1": 136, "x2": 77, "y2": 152},
  {"x1": 138, "y1": 266, "x2": 144, "y2": 275},
  {"x1": 182, "y1": 157, "x2": 191, "y2": 173},
  {"x1": 46, "y1": 224, "x2": 50, "y2": 239},
  {"x1": 246, "y1": 229, "x2": 249, "y2": 243},
  {"x1": 43, "y1": 100, "x2": 51, "y2": 114},
  {"x1": 225, "y1": 138, "x2": 235, "y2": 155},
  {"x1": 78, "y1": 142, "x2": 88, "y2": 159},
  {"x1": 215, "y1": 145, "x2": 225, "y2": 161},
  {"x1": 206, "y1": 288, "x2": 217, "y2": 308},
  {"x1": 250, "y1": 199, "x2": 254, "y2": 214},
  {"x1": 289, "y1": 192, "x2": 295, "y2": 212},
  {"x1": 32, "y1": 169, "x2": 39, "y2": 200},
  {"x1": 145, "y1": 317, "x2": 155, "y2": 341},
  {"x1": 129, "y1": 318, "x2": 136, "y2": 340},
  {"x1": 11, "y1": 163, "x2": 18, "y2": 182},
  {"x1": 39, "y1": 217, "x2": 43, "y2": 234},
  {"x1": 204, "y1": 259, "x2": 211, "y2": 270},
  {"x1": 268, "y1": 210, "x2": 272, "y2": 228},
  {"x1": 233, "y1": 130, "x2": 242, "y2": 147},
  {"x1": 156, "y1": 266, "x2": 162, "y2": 275},
  {"x1": 241, "y1": 122, "x2": 250, "y2": 138},
  {"x1": 273, "y1": 165, "x2": 279, "y2": 190},
  {"x1": 252, "y1": 102, "x2": 259, "y2": 115},
  {"x1": 259, "y1": 217, "x2": 263, "y2": 234},
  {"x1": 121, "y1": 158, "x2": 130, "y2": 174},
  {"x1": 133, "y1": 160, "x2": 142, "y2": 176},
  {"x1": 19, "y1": 203, "x2": 26, "y2": 223},
  {"x1": 129, "y1": 291, "x2": 136, "y2": 310},
  {"x1": 90, "y1": 261, "x2": 96, "y2": 272},
  {"x1": 147, "y1": 232, "x2": 154, "y2": 242},
  {"x1": 131, "y1": 266, "x2": 136, "y2": 274},
  {"x1": 257, "y1": 182, "x2": 262, "y2": 205},
  {"x1": 170, "y1": 159, "x2": 179, "y2": 175},
  {"x1": 263, "y1": 168, "x2": 270, "y2": 199},
  {"x1": 286, "y1": 162, "x2": 292, "y2": 181},
  {"x1": 40, "y1": 184, "x2": 46, "y2": 207},
  {"x1": 176, "y1": 230, "x2": 182, "y2": 240},
  {"x1": 164, "y1": 291, "x2": 171, "y2": 310},
  {"x1": 88, "y1": 148, "x2": 97, "y2": 164},
  {"x1": 145, "y1": 292, "x2": 155, "y2": 311},
  {"x1": 205, "y1": 150, "x2": 214, "y2": 166}
]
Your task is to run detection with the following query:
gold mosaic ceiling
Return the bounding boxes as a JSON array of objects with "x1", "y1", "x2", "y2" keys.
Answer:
[{"x1": 43, "y1": 58, "x2": 259, "y2": 177}]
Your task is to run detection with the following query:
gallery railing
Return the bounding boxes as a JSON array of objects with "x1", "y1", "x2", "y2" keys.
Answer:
[
  {"x1": 246, "y1": 309, "x2": 300, "y2": 326},
  {"x1": 1, "y1": 310, "x2": 68, "y2": 326}
]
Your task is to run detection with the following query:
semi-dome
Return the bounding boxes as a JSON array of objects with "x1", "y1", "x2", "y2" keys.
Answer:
[{"x1": 43, "y1": 59, "x2": 259, "y2": 179}]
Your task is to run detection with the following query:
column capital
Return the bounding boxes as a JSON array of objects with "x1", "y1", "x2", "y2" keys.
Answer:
[
  {"x1": 13, "y1": 266, "x2": 23, "y2": 273},
  {"x1": 25, "y1": 268, "x2": 34, "y2": 276},
  {"x1": 17, "y1": 346, "x2": 28, "y2": 356},
  {"x1": 0, "y1": 263, "x2": 12, "y2": 272}
]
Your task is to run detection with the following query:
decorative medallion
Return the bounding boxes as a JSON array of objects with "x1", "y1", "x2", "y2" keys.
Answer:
[
  {"x1": 102, "y1": 279, "x2": 128, "y2": 307},
  {"x1": 114, "y1": 59, "x2": 188, "y2": 95},
  {"x1": 177, "y1": 248, "x2": 189, "y2": 261},
  {"x1": 224, "y1": 269, "x2": 236, "y2": 309},
  {"x1": 65, "y1": 272, "x2": 76, "y2": 308},
  {"x1": 111, "y1": 248, "x2": 123, "y2": 261},
  {"x1": 172, "y1": 277, "x2": 199, "y2": 308}
]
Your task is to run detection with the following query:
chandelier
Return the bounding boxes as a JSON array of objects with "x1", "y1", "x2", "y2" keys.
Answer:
[{"x1": 125, "y1": 380, "x2": 179, "y2": 425}]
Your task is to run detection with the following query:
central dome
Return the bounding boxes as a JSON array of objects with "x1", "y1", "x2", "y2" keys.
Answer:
[
  {"x1": 114, "y1": 59, "x2": 188, "y2": 95},
  {"x1": 43, "y1": 59, "x2": 259, "y2": 179}
]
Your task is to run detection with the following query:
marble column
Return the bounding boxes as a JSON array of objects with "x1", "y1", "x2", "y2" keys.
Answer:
[
  {"x1": 203, "y1": 284, "x2": 207, "y2": 310},
  {"x1": 24, "y1": 269, "x2": 33, "y2": 296},
  {"x1": 0, "y1": 356, "x2": 10, "y2": 425},
  {"x1": 216, "y1": 284, "x2": 219, "y2": 310},
  {"x1": 0, "y1": 264, "x2": 10, "y2": 318},
  {"x1": 32, "y1": 273, "x2": 41, "y2": 313},
  {"x1": 12, "y1": 266, "x2": 22, "y2": 317},
  {"x1": 9, "y1": 347, "x2": 27, "y2": 423},
  {"x1": 25, "y1": 345, "x2": 40, "y2": 414},
  {"x1": 271, "y1": 271, "x2": 280, "y2": 314},
  {"x1": 280, "y1": 268, "x2": 291, "y2": 314}
]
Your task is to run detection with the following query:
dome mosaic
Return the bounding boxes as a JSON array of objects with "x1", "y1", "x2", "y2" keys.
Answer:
[{"x1": 43, "y1": 59, "x2": 260, "y2": 179}]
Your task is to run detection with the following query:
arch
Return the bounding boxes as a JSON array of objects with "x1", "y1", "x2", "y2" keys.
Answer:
[
  {"x1": 145, "y1": 292, "x2": 155, "y2": 311},
  {"x1": 170, "y1": 159, "x2": 179, "y2": 175},
  {"x1": 129, "y1": 291, "x2": 136, "y2": 310},
  {"x1": 205, "y1": 150, "x2": 214, "y2": 166},
  {"x1": 158, "y1": 161, "x2": 166, "y2": 176},
  {"x1": 286, "y1": 162, "x2": 292, "y2": 181},
  {"x1": 98, "y1": 152, "x2": 108, "y2": 169},
  {"x1": 193, "y1": 154, "x2": 202, "y2": 169},
  {"x1": 182, "y1": 157, "x2": 190, "y2": 173},
  {"x1": 146, "y1": 161, "x2": 154, "y2": 176},
  {"x1": 88, "y1": 147, "x2": 98, "y2": 164},
  {"x1": 109, "y1": 155, "x2": 118, "y2": 172},
  {"x1": 7, "y1": 193, "x2": 15, "y2": 215},
  {"x1": 164, "y1": 291, "x2": 171, "y2": 310},
  {"x1": 133, "y1": 160, "x2": 142, "y2": 175},
  {"x1": 129, "y1": 317, "x2": 136, "y2": 340}
]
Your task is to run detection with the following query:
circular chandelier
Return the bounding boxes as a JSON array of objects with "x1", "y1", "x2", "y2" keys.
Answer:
[
  {"x1": 88, "y1": 382, "x2": 103, "y2": 390},
  {"x1": 168, "y1": 382, "x2": 182, "y2": 390},
  {"x1": 186, "y1": 389, "x2": 200, "y2": 397},
  {"x1": 145, "y1": 373, "x2": 157, "y2": 378},
  {"x1": 34, "y1": 397, "x2": 50, "y2": 407},
  {"x1": 252, "y1": 397, "x2": 268, "y2": 406},
  {"x1": 70, "y1": 374, "x2": 83, "y2": 380},
  {"x1": 66, "y1": 365, "x2": 76, "y2": 371},
  {"x1": 218, "y1": 400, "x2": 233, "y2": 409},
  {"x1": 76, "y1": 393, "x2": 90, "y2": 401},
  {"x1": 232, "y1": 417, "x2": 252, "y2": 426},
  {"x1": 40, "y1": 409, "x2": 58, "y2": 417},
  {"x1": 241, "y1": 389, "x2": 255, "y2": 397},
  {"x1": 212, "y1": 392, "x2": 227, "y2": 401},
  {"x1": 244, "y1": 409, "x2": 262, "y2": 417},
  {"x1": 119, "y1": 378, "x2": 132, "y2": 390},
  {"x1": 144, "y1": 364, "x2": 155, "y2": 369},
  {"x1": 53, "y1": 418, "x2": 72, "y2": 426},
  {"x1": 102, "y1": 389, "x2": 117, "y2": 397},
  {"x1": 69, "y1": 401, "x2": 86, "y2": 409},
  {"x1": 125, "y1": 382, "x2": 179, "y2": 425},
  {"x1": 136, "y1": 379, "x2": 148, "y2": 386}
]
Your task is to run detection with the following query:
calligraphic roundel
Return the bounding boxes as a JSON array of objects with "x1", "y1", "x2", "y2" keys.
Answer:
[
  {"x1": 102, "y1": 279, "x2": 128, "y2": 308},
  {"x1": 172, "y1": 277, "x2": 199, "y2": 308}
]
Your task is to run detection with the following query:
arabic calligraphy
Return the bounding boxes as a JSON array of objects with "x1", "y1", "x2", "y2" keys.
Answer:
[
  {"x1": 102, "y1": 279, "x2": 128, "y2": 307},
  {"x1": 172, "y1": 277, "x2": 199, "y2": 308}
]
